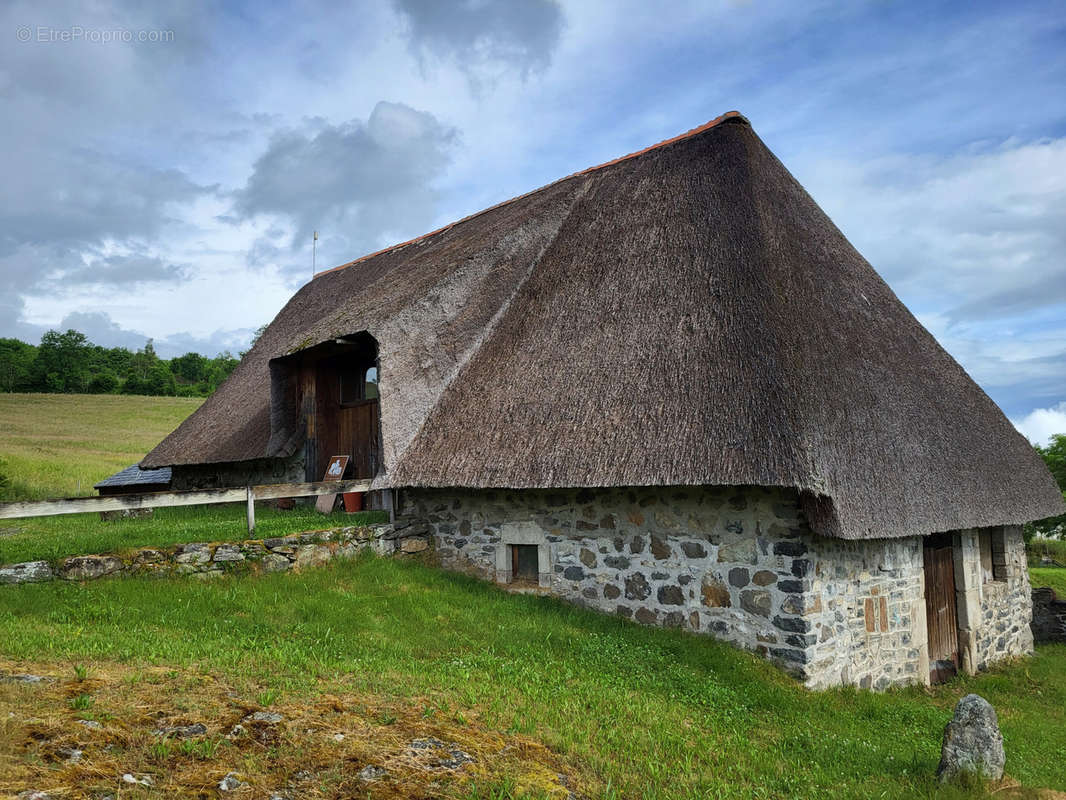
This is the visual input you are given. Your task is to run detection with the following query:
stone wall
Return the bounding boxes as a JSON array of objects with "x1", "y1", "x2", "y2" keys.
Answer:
[
  {"x1": 1031, "y1": 587, "x2": 1066, "y2": 643},
  {"x1": 949, "y1": 526, "x2": 1033, "y2": 673},
  {"x1": 399, "y1": 486, "x2": 930, "y2": 689},
  {"x1": 170, "y1": 453, "x2": 305, "y2": 491},
  {"x1": 0, "y1": 524, "x2": 430, "y2": 586},
  {"x1": 399, "y1": 486, "x2": 1037, "y2": 690},
  {"x1": 799, "y1": 535, "x2": 926, "y2": 690}
]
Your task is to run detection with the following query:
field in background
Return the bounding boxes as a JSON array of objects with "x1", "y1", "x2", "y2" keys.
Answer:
[
  {"x1": 0, "y1": 393, "x2": 202, "y2": 501},
  {"x1": 1030, "y1": 567, "x2": 1066, "y2": 596},
  {"x1": 1, "y1": 556, "x2": 1064, "y2": 799}
]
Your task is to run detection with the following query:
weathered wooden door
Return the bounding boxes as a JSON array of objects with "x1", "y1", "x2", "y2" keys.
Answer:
[
  {"x1": 313, "y1": 365, "x2": 380, "y2": 480},
  {"x1": 924, "y1": 535, "x2": 959, "y2": 684}
]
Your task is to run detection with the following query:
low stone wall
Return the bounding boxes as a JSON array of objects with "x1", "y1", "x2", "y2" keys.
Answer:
[
  {"x1": 0, "y1": 524, "x2": 431, "y2": 586},
  {"x1": 1031, "y1": 587, "x2": 1066, "y2": 643}
]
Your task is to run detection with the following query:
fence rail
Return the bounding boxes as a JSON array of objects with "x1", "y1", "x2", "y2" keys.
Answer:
[{"x1": 0, "y1": 479, "x2": 375, "y2": 534}]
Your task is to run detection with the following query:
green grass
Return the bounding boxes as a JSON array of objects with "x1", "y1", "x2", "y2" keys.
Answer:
[
  {"x1": 0, "y1": 554, "x2": 1063, "y2": 799},
  {"x1": 0, "y1": 393, "x2": 202, "y2": 500},
  {"x1": 0, "y1": 504, "x2": 387, "y2": 565},
  {"x1": 1030, "y1": 566, "x2": 1066, "y2": 596}
]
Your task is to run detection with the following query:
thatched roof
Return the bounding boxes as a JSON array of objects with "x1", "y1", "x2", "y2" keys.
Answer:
[{"x1": 143, "y1": 112, "x2": 1065, "y2": 539}]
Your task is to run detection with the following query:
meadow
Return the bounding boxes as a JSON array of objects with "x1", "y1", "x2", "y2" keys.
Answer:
[
  {"x1": 0, "y1": 393, "x2": 203, "y2": 501},
  {"x1": 0, "y1": 558, "x2": 1064, "y2": 799},
  {"x1": 0, "y1": 393, "x2": 384, "y2": 563}
]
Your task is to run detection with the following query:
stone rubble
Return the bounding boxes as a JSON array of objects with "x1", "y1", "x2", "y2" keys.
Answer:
[
  {"x1": 219, "y1": 772, "x2": 244, "y2": 791},
  {"x1": 244, "y1": 711, "x2": 284, "y2": 724}
]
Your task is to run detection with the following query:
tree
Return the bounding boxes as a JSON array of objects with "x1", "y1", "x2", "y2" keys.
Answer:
[
  {"x1": 145, "y1": 362, "x2": 177, "y2": 396},
  {"x1": 1026, "y1": 433, "x2": 1066, "y2": 540},
  {"x1": 170, "y1": 352, "x2": 207, "y2": 383},
  {"x1": 87, "y1": 370, "x2": 119, "y2": 394},
  {"x1": 32, "y1": 329, "x2": 90, "y2": 393},
  {"x1": 0, "y1": 338, "x2": 36, "y2": 392}
]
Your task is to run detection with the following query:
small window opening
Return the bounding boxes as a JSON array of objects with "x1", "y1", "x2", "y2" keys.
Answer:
[
  {"x1": 980, "y1": 529, "x2": 1008, "y2": 583},
  {"x1": 340, "y1": 363, "x2": 378, "y2": 405},
  {"x1": 510, "y1": 544, "x2": 538, "y2": 582}
]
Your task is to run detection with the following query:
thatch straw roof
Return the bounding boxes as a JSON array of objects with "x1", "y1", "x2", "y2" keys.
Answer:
[{"x1": 143, "y1": 112, "x2": 1065, "y2": 539}]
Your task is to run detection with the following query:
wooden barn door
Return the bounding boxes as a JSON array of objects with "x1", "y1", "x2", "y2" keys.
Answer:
[
  {"x1": 313, "y1": 363, "x2": 380, "y2": 480},
  {"x1": 923, "y1": 534, "x2": 959, "y2": 684}
]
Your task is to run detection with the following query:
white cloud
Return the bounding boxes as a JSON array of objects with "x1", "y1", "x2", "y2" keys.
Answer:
[{"x1": 1012, "y1": 403, "x2": 1066, "y2": 447}]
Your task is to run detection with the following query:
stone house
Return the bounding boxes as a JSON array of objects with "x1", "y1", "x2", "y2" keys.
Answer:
[{"x1": 141, "y1": 112, "x2": 1065, "y2": 689}]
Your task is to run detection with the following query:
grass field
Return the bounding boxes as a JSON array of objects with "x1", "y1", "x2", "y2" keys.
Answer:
[
  {"x1": 0, "y1": 393, "x2": 385, "y2": 563},
  {"x1": 0, "y1": 393, "x2": 203, "y2": 501},
  {"x1": 0, "y1": 556, "x2": 1063, "y2": 799},
  {"x1": 0, "y1": 505, "x2": 388, "y2": 565},
  {"x1": 1030, "y1": 567, "x2": 1066, "y2": 596}
]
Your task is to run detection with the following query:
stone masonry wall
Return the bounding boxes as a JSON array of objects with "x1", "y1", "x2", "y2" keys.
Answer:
[
  {"x1": 800, "y1": 535, "x2": 926, "y2": 690},
  {"x1": 399, "y1": 485, "x2": 930, "y2": 689},
  {"x1": 951, "y1": 526, "x2": 1033, "y2": 670},
  {"x1": 0, "y1": 524, "x2": 430, "y2": 586}
]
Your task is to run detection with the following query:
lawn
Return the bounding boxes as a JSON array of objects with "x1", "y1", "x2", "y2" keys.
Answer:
[
  {"x1": 0, "y1": 504, "x2": 388, "y2": 565},
  {"x1": 0, "y1": 555, "x2": 1063, "y2": 799},
  {"x1": 0, "y1": 393, "x2": 202, "y2": 501},
  {"x1": 1030, "y1": 567, "x2": 1066, "y2": 596}
]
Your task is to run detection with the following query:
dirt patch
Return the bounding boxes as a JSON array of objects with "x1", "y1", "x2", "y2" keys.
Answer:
[{"x1": 0, "y1": 659, "x2": 581, "y2": 799}]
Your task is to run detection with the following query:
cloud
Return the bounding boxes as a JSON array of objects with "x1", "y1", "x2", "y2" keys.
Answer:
[
  {"x1": 393, "y1": 0, "x2": 563, "y2": 78},
  {"x1": 1013, "y1": 403, "x2": 1066, "y2": 447},
  {"x1": 59, "y1": 254, "x2": 187, "y2": 286},
  {"x1": 232, "y1": 101, "x2": 458, "y2": 274},
  {"x1": 46, "y1": 310, "x2": 254, "y2": 359},
  {"x1": 798, "y1": 136, "x2": 1066, "y2": 323}
]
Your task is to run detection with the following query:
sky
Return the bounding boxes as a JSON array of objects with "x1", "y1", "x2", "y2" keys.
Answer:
[{"x1": 1, "y1": 0, "x2": 1064, "y2": 443}]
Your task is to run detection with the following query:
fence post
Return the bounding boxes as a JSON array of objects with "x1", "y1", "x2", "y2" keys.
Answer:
[{"x1": 246, "y1": 486, "x2": 255, "y2": 536}]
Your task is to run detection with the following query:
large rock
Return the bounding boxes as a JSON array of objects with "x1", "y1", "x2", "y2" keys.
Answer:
[
  {"x1": 59, "y1": 555, "x2": 123, "y2": 581},
  {"x1": 937, "y1": 694, "x2": 1005, "y2": 782},
  {"x1": 0, "y1": 561, "x2": 53, "y2": 584}
]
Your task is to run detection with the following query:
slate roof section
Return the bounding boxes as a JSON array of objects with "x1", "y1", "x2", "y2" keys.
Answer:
[{"x1": 95, "y1": 464, "x2": 172, "y2": 491}]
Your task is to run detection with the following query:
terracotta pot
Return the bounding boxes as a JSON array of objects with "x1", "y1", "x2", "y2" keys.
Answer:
[{"x1": 342, "y1": 492, "x2": 364, "y2": 512}]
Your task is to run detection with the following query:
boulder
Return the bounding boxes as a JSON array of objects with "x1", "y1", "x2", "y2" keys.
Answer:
[
  {"x1": 937, "y1": 694, "x2": 1005, "y2": 782},
  {"x1": 59, "y1": 555, "x2": 123, "y2": 581},
  {"x1": 0, "y1": 561, "x2": 53, "y2": 584}
]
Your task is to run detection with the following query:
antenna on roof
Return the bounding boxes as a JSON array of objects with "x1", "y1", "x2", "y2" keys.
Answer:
[{"x1": 312, "y1": 230, "x2": 318, "y2": 278}]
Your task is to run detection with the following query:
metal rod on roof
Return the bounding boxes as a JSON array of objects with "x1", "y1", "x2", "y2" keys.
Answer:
[{"x1": 312, "y1": 230, "x2": 318, "y2": 278}]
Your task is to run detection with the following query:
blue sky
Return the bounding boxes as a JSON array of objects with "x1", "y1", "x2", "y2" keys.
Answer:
[{"x1": 1, "y1": 0, "x2": 1064, "y2": 441}]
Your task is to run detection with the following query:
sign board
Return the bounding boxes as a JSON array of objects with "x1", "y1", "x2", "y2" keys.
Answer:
[{"x1": 314, "y1": 455, "x2": 350, "y2": 513}]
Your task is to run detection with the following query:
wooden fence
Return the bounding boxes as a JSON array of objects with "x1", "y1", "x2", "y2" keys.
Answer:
[{"x1": 0, "y1": 479, "x2": 375, "y2": 535}]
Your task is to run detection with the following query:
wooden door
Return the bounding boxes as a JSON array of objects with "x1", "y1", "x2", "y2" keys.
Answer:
[{"x1": 924, "y1": 536, "x2": 959, "y2": 684}]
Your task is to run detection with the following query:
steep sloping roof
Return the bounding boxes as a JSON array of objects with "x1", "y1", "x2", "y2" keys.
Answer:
[{"x1": 143, "y1": 113, "x2": 1065, "y2": 539}]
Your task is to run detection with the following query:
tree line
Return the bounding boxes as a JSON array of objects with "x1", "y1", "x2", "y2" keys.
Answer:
[{"x1": 0, "y1": 329, "x2": 250, "y2": 397}]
